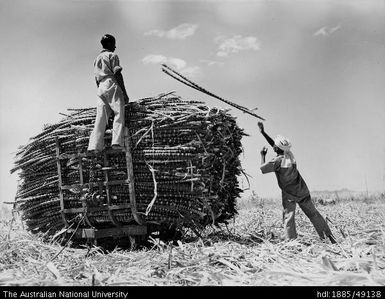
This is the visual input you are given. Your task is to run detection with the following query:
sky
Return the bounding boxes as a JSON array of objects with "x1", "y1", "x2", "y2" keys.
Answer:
[{"x1": 0, "y1": 0, "x2": 384, "y2": 206}]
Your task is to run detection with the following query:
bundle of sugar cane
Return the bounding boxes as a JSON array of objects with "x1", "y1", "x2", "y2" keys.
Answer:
[
  {"x1": 11, "y1": 92, "x2": 249, "y2": 237},
  {"x1": 162, "y1": 64, "x2": 265, "y2": 121}
]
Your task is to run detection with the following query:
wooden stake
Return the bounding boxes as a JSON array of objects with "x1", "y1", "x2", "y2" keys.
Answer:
[
  {"x1": 124, "y1": 127, "x2": 144, "y2": 225},
  {"x1": 55, "y1": 137, "x2": 69, "y2": 228}
]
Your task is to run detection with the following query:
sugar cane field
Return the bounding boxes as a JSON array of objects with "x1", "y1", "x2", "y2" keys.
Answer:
[{"x1": 1, "y1": 190, "x2": 384, "y2": 286}]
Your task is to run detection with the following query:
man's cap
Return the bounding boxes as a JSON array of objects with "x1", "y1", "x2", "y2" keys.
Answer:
[{"x1": 274, "y1": 135, "x2": 292, "y2": 152}]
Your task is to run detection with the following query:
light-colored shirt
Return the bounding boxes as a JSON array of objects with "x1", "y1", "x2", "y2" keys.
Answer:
[
  {"x1": 94, "y1": 50, "x2": 122, "y2": 84},
  {"x1": 261, "y1": 155, "x2": 310, "y2": 201}
]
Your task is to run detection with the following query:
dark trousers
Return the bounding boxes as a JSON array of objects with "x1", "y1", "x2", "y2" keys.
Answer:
[{"x1": 282, "y1": 194, "x2": 334, "y2": 240}]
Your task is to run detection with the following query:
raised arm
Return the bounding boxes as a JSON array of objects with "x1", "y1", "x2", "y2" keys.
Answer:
[{"x1": 258, "y1": 122, "x2": 275, "y2": 147}]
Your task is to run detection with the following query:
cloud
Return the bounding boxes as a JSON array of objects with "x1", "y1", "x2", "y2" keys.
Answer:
[
  {"x1": 142, "y1": 54, "x2": 168, "y2": 65},
  {"x1": 166, "y1": 23, "x2": 198, "y2": 40},
  {"x1": 181, "y1": 66, "x2": 202, "y2": 77},
  {"x1": 329, "y1": 25, "x2": 341, "y2": 34},
  {"x1": 144, "y1": 29, "x2": 165, "y2": 38},
  {"x1": 141, "y1": 54, "x2": 201, "y2": 77},
  {"x1": 313, "y1": 24, "x2": 341, "y2": 37},
  {"x1": 167, "y1": 58, "x2": 187, "y2": 70},
  {"x1": 144, "y1": 23, "x2": 198, "y2": 40},
  {"x1": 215, "y1": 35, "x2": 260, "y2": 57}
]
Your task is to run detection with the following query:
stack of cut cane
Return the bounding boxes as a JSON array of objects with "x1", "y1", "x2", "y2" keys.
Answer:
[{"x1": 11, "y1": 93, "x2": 246, "y2": 236}]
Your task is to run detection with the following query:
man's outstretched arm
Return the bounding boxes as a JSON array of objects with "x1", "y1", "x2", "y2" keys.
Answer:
[{"x1": 258, "y1": 122, "x2": 275, "y2": 147}]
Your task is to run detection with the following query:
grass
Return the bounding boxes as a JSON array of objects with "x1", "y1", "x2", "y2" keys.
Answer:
[{"x1": 0, "y1": 193, "x2": 384, "y2": 286}]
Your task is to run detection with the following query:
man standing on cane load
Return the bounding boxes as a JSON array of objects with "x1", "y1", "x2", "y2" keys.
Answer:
[
  {"x1": 258, "y1": 122, "x2": 337, "y2": 244},
  {"x1": 88, "y1": 34, "x2": 129, "y2": 152}
]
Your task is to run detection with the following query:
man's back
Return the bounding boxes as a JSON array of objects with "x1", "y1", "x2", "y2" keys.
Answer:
[
  {"x1": 94, "y1": 50, "x2": 122, "y2": 84},
  {"x1": 261, "y1": 155, "x2": 310, "y2": 201}
]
